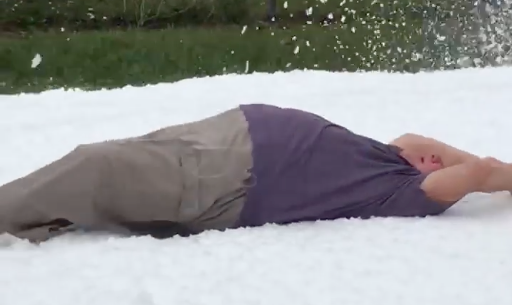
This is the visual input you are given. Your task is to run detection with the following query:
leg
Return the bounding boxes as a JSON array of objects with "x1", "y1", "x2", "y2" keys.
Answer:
[
  {"x1": 0, "y1": 138, "x2": 201, "y2": 243},
  {"x1": 0, "y1": 107, "x2": 254, "y2": 242},
  {"x1": 0, "y1": 144, "x2": 130, "y2": 242}
]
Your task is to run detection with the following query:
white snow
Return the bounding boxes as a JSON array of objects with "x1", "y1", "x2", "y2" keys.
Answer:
[
  {"x1": 31, "y1": 53, "x2": 42, "y2": 69},
  {"x1": 1, "y1": 68, "x2": 512, "y2": 305}
]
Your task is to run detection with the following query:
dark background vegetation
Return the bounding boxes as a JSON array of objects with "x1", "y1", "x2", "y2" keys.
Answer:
[{"x1": 0, "y1": 0, "x2": 503, "y2": 94}]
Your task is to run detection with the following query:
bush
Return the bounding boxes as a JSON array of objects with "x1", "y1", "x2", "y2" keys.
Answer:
[
  {"x1": 0, "y1": 20, "x2": 466, "y2": 95},
  {"x1": 1, "y1": 1, "x2": 494, "y2": 95},
  {"x1": 0, "y1": 0, "x2": 474, "y2": 31},
  {"x1": 0, "y1": 0, "x2": 256, "y2": 31}
]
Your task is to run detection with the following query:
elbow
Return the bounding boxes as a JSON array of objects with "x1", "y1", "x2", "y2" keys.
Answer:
[
  {"x1": 390, "y1": 133, "x2": 421, "y2": 147},
  {"x1": 393, "y1": 133, "x2": 428, "y2": 146},
  {"x1": 401, "y1": 132, "x2": 419, "y2": 138},
  {"x1": 401, "y1": 133, "x2": 424, "y2": 140}
]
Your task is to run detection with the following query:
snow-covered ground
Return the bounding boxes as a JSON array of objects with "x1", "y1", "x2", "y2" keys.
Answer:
[{"x1": 1, "y1": 68, "x2": 512, "y2": 305}]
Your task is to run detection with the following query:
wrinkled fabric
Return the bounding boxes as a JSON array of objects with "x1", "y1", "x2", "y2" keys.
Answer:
[
  {"x1": 0, "y1": 108, "x2": 253, "y2": 242},
  {"x1": 238, "y1": 104, "x2": 448, "y2": 227}
]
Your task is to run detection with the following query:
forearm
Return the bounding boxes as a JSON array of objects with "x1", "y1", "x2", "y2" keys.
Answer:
[
  {"x1": 421, "y1": 158, "x2": 493, "y2": 203},
  {"x1": 478, "y1": 160, "x2": 512, "y2": 193},
  {"x1": 422, "y1": 157, "x2": 512, "y2": 204},
  {"x1": 435, "y1": 140, "x2": 480, "y2": 167}
]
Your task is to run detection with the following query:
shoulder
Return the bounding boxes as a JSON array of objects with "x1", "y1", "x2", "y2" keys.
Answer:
[
  {"x1": 321, "y1": 130, "x2": 450, "y2": 217},
  {"x1": 374, "y1": 173, "x2": 450, "y2": 217}
]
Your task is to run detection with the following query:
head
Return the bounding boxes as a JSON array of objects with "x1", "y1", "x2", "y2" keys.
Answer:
[{"x1": 399, "y1": 148, "x2": 444, "y2": 174}]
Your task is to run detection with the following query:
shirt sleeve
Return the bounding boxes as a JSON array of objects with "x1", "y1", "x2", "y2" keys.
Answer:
[{"x1": 375, "y1": 174, "x2": 452, "y2": 217}]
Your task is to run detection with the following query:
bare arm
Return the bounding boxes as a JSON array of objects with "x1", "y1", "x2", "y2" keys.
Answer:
[
  {"x1": 420, "y1": 158, "x2": 493, "y2": 204},
  {"x1": 421, "y1": 157, "x2": 512, "y2": 204},
  {"x1": 390, "y1": 133, "x2": 480, "y2": 167}
]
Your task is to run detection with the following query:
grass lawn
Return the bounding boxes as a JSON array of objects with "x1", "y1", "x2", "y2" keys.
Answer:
[{"x1": 1, "y1": 22, "x2": 441, "y2": 95}]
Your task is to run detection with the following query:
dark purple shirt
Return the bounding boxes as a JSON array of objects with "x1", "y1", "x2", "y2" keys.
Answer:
[{"x1": 237, "y1": 104, "x2": 448, "y2": 227}]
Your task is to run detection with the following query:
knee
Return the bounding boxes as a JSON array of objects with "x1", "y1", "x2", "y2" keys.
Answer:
[
  {"x1": 74, "y1": 142, "x2": 116, "y2": 155},
  {"x1": 72, "y1": 143, "x2": 116, "y2": 168}
]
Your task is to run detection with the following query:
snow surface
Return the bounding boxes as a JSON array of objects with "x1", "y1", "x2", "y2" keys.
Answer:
[{"x1": 1, "y1": 68, "x2": 512, "y2": 305}]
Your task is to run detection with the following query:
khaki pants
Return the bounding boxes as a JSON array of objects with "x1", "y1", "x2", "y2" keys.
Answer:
[{"x1": 0, "y1": 107, "x2": 253, "y2": 242}]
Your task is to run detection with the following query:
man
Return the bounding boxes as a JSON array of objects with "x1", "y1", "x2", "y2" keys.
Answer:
[{"x1": 0, "y1": 104, "x2": 510, "y2": 243}]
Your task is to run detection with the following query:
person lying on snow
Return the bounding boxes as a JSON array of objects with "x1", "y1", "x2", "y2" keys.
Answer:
[{"x1": 0, "y1": 103, "x2": 510, "y2": 243}]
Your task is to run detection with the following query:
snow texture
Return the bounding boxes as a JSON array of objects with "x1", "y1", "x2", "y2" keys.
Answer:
[{"x1": 1, "y1": 68, "x2": 512, "y2": 305}]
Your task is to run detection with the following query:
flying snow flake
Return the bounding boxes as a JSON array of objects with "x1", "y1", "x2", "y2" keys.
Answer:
[
  {"x1": 244, "y1": 61, "x2": 250, "y2": 73},
  {"x1": 306, "y1": 7, "x2": 313, "y2": 16},
  {"x1": 284, "y1": 1, "x2": 288, "y2": 9},
  {"x1": 351, "y1": 27, "x2": 356, "y2": 33},
  {"x1": 241, "y1": 25, "x2": 247, "y2": 35},
  {"x1": 294, "y1": 46, "x2": 300, "y2": 54},
  {"x1": 31, "y1": 54, "x2": 42, "y2": 68}
]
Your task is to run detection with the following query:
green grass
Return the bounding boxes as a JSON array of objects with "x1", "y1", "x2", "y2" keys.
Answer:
[
  {"x1": 1, "y1": 21, "x2": 458, "y2": 95},
  {"x1": 0, "y1": 1, "x2": 479, "y2": 95}
]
